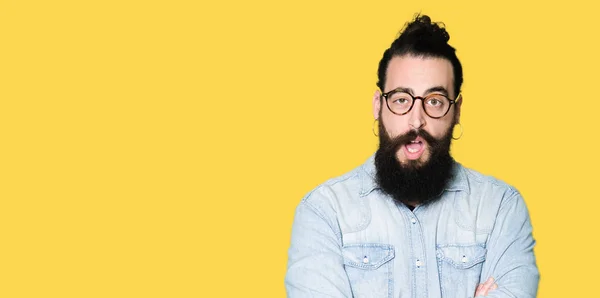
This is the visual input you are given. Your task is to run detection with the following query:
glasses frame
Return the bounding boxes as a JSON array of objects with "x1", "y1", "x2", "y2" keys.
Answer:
[{"x1": 380, "y1": 89, "x2": 461, "y2": 119}]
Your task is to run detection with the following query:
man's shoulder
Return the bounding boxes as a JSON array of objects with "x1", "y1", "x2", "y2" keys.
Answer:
[
  {"x1": 452, "y1": 163, "x2": 528, "y2": 232},
  {"x1": 298, "y1": 158, "x2": 370, "y2": 212},
  {"x1": 458, "y1": 163, "x2": 521, "y2": 198}
]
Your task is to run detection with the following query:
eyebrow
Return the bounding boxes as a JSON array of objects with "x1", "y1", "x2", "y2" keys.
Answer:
[{"x1": 388, "y1": 86, "x2": 449, "y2": 97}]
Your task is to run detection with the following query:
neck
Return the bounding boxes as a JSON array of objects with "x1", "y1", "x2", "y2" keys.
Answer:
[{"x1": 406, "y1": 201, "x2": 418, "y2": 211}]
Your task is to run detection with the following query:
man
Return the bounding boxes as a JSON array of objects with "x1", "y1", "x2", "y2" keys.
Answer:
[{"x1": 285, "y1": 14, "x2": 539, "y2": 298}]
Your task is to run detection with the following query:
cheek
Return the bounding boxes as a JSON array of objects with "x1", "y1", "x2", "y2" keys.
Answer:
[
  {"x1": 427, "y1": 119, "x2": 455, "y2": 138},
  {"x1": 381, "y1": 113, "x2": 411, "y2": 137}
]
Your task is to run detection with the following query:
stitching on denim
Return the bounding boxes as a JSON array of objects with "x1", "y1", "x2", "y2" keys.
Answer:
[{"x1": 302, "y1": 199, "x2": 343, "y2": 240}]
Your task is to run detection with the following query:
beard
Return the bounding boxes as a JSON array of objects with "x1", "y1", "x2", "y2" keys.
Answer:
[{"x1": 374, "y1": 120, "x2": 455, "y2": 207}]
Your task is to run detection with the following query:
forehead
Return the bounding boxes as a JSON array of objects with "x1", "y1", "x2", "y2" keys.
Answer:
[{"x1": 385, "y1": 55, "x2": 454, "y2": 96}]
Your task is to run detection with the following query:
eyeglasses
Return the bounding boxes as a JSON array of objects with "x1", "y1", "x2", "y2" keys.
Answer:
[{"x1": 381, "y1": 89, "x2": 461, "y2": 119}]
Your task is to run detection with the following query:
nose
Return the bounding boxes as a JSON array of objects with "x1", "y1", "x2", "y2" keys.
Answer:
[{"x1": 408, "y1": 99, "x2": 426, "y2": 130}]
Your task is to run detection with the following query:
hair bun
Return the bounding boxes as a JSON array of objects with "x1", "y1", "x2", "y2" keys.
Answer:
[{"x1": 402, "y1": 14, "x2": 450, "y2": 43}]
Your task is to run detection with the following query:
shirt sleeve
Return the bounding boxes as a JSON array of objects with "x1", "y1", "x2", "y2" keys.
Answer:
[
  {"x1": 285, "y1": 193, "x2": 352, "y2": 298},
  {"x1": 478, "y1": 189, "x2": 540, "y2": 298}
]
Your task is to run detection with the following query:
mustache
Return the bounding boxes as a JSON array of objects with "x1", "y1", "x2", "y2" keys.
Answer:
[{"x1": 380, "y1": 129, "x2": 439, "y2": 153}]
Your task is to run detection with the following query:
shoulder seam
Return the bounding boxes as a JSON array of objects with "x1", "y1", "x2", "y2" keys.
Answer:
[{"x1": 300, "y1": 192, "x2": 343, "y2": 239}]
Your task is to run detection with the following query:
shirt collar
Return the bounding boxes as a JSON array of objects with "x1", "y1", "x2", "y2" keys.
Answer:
[{"x1": 359, "y1": 154, "x2": 470, "y2": 197}]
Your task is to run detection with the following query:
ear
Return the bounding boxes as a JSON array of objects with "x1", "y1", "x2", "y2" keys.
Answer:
[
  {"x1": 373, "y1": 90, "x2": 382, "y2": 119},
  {"x1": 454, "y1": 93, "x2": 463, "y2": 123}
]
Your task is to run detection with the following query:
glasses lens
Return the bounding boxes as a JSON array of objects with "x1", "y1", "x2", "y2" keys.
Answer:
[
  {"x1": 387, "y1": 92, "x2": 413, "y2": 114},
  {"x1": 424, "y1": 94, "x2": 450, "y2": 118}
]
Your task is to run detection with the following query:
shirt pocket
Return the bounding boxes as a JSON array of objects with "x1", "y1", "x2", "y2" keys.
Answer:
[
  {"x1": 436, "y1": 244, "x2": 486, "y2": 298},
  {"x1": 342, "y1": 243, "x2": 395, "y2": 298}
]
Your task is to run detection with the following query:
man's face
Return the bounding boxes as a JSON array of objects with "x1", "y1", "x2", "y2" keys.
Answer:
[
  {"x1": 373, "y1": 55, "x2": 461, "y2": 166},
  {"x1": 372, "y1": 55, "x2": 462, "y2": 205}
]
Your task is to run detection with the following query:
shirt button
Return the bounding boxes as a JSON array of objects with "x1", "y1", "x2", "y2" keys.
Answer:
[
  {"x1": 416, "y1": 260, "x2": 423, "y2": 267},
  {"x1": 410, "y1": 218, "x2": 417, "y2": 224},
  {"x1": 462, "y1": 256, "x2": 468, "y2": 263},
  {"x1": 363, "y1": 256, "x2": 369, "y2": 264}
]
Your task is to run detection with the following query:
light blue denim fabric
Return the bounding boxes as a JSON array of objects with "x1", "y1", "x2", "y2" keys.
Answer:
[{"x1": 285, "y1": 155, "x2": 539, "y2": 298}]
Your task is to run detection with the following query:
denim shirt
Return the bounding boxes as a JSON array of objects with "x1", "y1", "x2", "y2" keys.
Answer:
[{"x1": 285, "y1": 155, "x2": 539, "y2": 298}]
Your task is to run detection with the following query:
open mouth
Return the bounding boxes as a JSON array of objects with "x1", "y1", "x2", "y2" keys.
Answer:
[
  {"x1": 401, "y1": 136, "x2": 426, "y2": 159},
  {"x1": 406, "y1": 140, "x2": 423, "y2": 153}
]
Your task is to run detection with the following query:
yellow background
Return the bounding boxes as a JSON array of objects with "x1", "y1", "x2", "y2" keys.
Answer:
[{"x1": 1, "y1": 0, "x2": 598, "y2": 297}]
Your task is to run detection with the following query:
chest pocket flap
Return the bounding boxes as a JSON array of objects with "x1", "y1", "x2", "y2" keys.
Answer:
[
  {"x1": 342, "y1": 243, "x2": 395, "y2": 270},
  {"x1": 437, "y1": 245, "x2": 486, "y2": 269}
]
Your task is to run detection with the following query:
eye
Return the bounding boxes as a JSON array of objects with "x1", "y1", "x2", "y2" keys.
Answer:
[
  {"x1": 426, "y1": 95, "x2": 447, "y2": 106},
  {"x1": 428, "y1": 98, "x2": 441, "y2": 106},
  {"x1": 388, "y1": 92, "x2": 412, "y2": 105}
]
